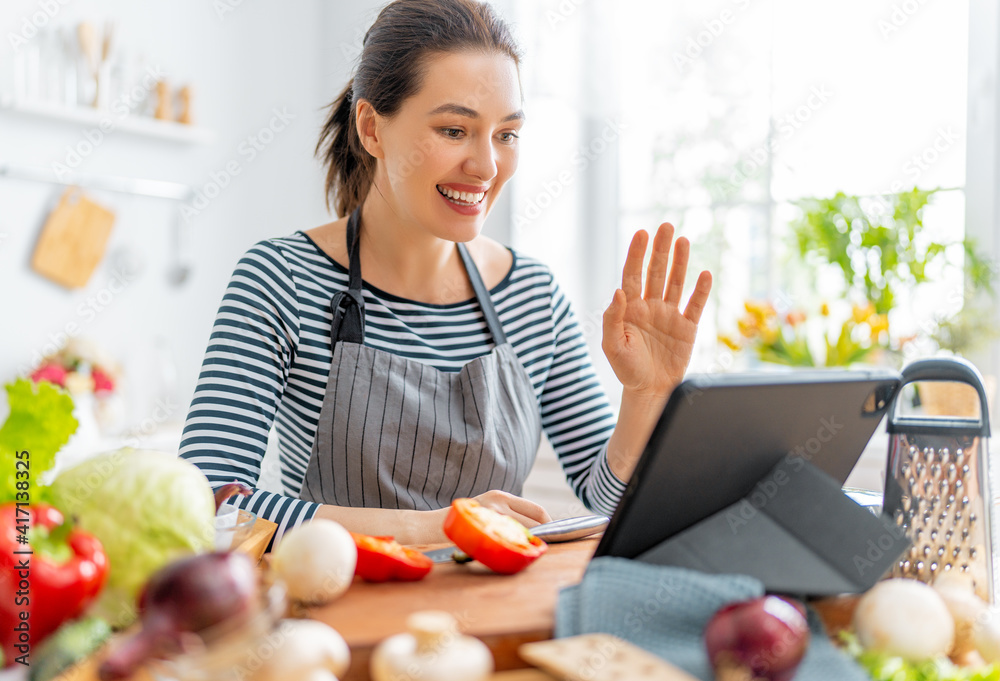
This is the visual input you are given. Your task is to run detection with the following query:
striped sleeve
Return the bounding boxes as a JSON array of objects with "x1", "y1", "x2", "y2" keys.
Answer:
[
  {"x1": 179, "y1": 241, "x2": 320, "y2": 546},
  {"x1": 538, "y1": 277, "x2": 626, "y2": 516}
]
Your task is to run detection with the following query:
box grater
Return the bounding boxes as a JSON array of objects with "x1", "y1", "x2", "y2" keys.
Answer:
[{"x1": 883, "y1": 357, "x2": 995, "y2": 602}]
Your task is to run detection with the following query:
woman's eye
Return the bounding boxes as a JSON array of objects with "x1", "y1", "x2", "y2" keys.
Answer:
[
  {"x1": 498, "y1": 131, "x2": 520, "y2": 144},
  {"x1": 441, "y1": 128, "x2": 463, "y2": 139}
]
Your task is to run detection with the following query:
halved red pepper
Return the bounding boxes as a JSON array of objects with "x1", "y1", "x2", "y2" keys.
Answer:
[
  {"x1": 442, "y1": 498, "x2": 547, "y2": 575},
  {"x1": 0, "y1": 503, "x2": 109, "y2": 666},
  {"x1": 351, "y1": 533, "x2": 433, "y2": 582}
]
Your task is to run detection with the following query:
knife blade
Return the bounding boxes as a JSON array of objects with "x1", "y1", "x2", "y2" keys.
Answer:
[{"x1": 423, "y1": 514, "x2": 609, "y2": 564}]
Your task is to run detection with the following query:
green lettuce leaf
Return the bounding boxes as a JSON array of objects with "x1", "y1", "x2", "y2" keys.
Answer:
[
  {"x1": 841, "y1": 632, "x2": 1000, "y2": 681},
  {"x1": 0, "y1": 379, "x2": 78, "y2": 504}
]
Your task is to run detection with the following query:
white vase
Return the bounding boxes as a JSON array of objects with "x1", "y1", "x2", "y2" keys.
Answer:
[{"x1": 45, "y1": 391, "x2": 104, "y2": 482}]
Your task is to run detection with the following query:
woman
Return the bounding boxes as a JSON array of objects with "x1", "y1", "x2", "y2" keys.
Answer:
[{"x1": 179, "y1": 0, "x2": 712, "y2": 545}]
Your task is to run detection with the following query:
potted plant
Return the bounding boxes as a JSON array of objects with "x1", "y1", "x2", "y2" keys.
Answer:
[{"x1": 721, "y1": 187, "x2": 997, "y2": 371}]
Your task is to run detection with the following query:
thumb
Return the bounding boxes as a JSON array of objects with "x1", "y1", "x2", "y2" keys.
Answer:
[{"x1": 602, "y1": 289, "x2": 627, "y2": 349}]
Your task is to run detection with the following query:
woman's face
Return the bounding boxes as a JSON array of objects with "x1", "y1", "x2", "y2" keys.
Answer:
[{"x1": 365, "y1": 50, "x2": 523, "y2": 242}]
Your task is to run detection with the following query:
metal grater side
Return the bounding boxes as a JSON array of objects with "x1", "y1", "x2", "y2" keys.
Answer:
[
  {"x1": 882, "y1": 358, "x2": 994, "y2": 604},
  {"x1": 888, "y1": 437, "x2": 990, "y2": 600}
]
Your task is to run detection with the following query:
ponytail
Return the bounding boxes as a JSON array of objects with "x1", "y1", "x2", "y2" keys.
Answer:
[{"x1": 316, "y1": 79, "x2": 374, "y2": 217}]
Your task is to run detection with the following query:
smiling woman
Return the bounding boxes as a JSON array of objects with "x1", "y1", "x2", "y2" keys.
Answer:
[{"x1": 178, "y1": 0, "x2": 712, "y2": 548}]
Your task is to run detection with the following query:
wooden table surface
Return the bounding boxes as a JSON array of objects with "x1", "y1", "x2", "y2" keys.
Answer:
[
  {"x1": 61, "y1": 539, "x2": 597, "y2": 681},
  {"x1": 305, "y1": 538, "x2": 599, "y2": 681}
]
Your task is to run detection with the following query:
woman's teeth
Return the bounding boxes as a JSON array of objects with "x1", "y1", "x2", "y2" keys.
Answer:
[{"x1": 437, "y1": 186, "x2": 486, "y2": 205}]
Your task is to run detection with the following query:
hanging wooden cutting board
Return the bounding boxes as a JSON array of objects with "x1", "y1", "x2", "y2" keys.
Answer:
[{"x1": 32, "y1": 188, "x2": 116, "y2": 289}]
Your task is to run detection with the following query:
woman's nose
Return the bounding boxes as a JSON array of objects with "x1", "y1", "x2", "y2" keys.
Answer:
[{"x1": 462, "y1": 137, "x2": 498, "y2": 182}]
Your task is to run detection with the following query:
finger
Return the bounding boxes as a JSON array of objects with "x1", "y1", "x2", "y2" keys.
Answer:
[
  {"x1": 602, "y1": 289, "x2": 627, "y2": 354},
  {"x1": 622, "y1": 230, "x2": 649, "y2": 301},
  {"x1": 683, "y1": 270, "x2": 714, "y2": 324},
  {"x1": 503, "y1": 494, "x2": 552, "y2": 525},
  {"x1": 500, "y1": 511, "x2": 542, "y2": 528},
  {"x1": 643, "y1": 223, "x2": 675, "y2": 300},
  {"x1": 664, "y1": 236, "x2": 691, "y2": 306}
]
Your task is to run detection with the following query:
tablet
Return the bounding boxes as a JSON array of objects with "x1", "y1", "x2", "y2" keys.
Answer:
[{"x1": 593, "y1": 368, "x2": 901, "y2": 561}]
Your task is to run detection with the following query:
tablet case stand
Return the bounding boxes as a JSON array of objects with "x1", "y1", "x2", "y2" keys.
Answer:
[{"x1": 636, "y1": 456, "x2": 911, "y2": 596}]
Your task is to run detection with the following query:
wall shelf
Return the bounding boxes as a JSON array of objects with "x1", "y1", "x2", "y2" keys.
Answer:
[
  {"x1": 0, "y1": 96, "x2": 216, "y2": 146},
  {"x1": 0, "y1": 161, "x2": 193, "y2": 201}
]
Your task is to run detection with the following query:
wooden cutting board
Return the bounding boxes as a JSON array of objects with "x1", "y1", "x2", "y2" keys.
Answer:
[
  {"x1": 63, "y1": 539, "x2": 597, "y2": 681},
  {"x1": 32, "y1": 188, "x2": 116, "y2": 289},
  {"x1": 307, "y1": 539, "x2": 599, "y2": 681},
  {"x1": 235, "y1": 517, "x2": 278, "y2": 564}
]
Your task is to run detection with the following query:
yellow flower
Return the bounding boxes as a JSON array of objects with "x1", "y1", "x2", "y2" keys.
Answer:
[
  {"x1": 851, "y1": 302, "x2": 876, "y2": 324},
  {"x1": 820, "y1": 302, "x2": 830, "y2": 317},
  {"x1": 718, "y1": 334, "x2": 742, "y2": 351},
  {"x1": 64, "y1": 371, "x2": 95, "y2": 395},
  {"x1": 869, "y1": 314, "x2": 889, "y2": 337},
  {"x1": 737, "y1": 316, "x2": 759, "y2": 338},
  {"x1": 760, "y1": 324, "x2": 780, "y2": 345},
  {"x1": 744, "y1": 300, "x2": 776, "y2": 324}
]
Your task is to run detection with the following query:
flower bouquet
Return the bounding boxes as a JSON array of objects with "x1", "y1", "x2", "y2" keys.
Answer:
[
  {"x1": 28, "y1": 338, "x2": 124, "y2": 436},
  {"x1": 719, "y1": 300, "x2": 904, "y2": 368}
]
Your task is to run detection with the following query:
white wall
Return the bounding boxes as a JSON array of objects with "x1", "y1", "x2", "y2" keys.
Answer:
[
  {"x1": 967, "y1": 0, "x2": 1000, "y2": 425},
  {"x1": 0, "y1": 0, "x2": 385, "y2": 431}
]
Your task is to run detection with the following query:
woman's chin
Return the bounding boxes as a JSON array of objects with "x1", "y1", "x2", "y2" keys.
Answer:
[
  {"x1": 438, "y1": 223, "x2": 484, "y2": 243},
  {"x1": 431, "y1": 210, "x2": 488, "y2": 242}
]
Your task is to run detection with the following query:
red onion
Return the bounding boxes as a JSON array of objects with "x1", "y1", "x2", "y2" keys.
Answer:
[
  {"x1": 98, "y1": 551, "x2": 260, "y2": 681},
  {"x1": 704, "y1": 596, "x2": 810, "y2": 681}
]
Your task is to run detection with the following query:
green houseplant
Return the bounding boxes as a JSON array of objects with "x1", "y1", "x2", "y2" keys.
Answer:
[
  {"x1": 721, "y1": 187, "x2": 997, "y2": 367},
  {"x1": 791, "y1": 188, "x2": 989, "y2": 315}
]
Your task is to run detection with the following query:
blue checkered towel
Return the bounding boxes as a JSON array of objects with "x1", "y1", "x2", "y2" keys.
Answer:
[{"x1": 555, "y1": 557, "x2": 868, "y2": 681}]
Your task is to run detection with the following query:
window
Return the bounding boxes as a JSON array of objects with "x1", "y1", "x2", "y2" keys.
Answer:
[{"x1": 509, "y1": 0, "x2": 971, "y2": 401}]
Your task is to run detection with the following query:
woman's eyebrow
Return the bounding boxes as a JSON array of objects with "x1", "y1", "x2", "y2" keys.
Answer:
[{"x1": 428, "y1": 103, "x2": 525, "y2": 122}]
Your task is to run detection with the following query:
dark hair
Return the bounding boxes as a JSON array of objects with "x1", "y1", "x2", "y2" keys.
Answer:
[{"x1": 316, "y1": 0, "x2": 522, "y2": 217}]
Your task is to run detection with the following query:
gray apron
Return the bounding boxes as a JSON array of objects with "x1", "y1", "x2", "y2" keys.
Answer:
[{"x1": 300, "y1": 207, "x2": 543, "y2": 510}]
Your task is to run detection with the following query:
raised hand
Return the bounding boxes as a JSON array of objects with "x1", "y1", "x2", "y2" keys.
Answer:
[{"x1": 602, "y1": 223, "x2": 713, "y2": 400}]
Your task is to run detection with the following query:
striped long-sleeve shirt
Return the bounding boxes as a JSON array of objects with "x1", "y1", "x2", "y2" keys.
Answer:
[{"x1": 179, "y1": 232, "x2": 626, "y2": 544}]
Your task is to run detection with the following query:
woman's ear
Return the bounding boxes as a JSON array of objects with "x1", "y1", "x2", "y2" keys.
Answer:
[{"x1": 355, "y1": 99, "x2": 384, "y2": 159}]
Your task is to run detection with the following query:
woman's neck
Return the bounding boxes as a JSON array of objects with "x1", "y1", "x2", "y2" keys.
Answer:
[{"x1": 357, "y1": 195, "x2": 472, "y2": 304}]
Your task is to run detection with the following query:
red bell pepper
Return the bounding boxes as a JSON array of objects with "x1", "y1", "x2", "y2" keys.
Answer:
[
  {"x1": 0, "y1": 503, "x2": 109, "y2": 666},
  {"x1": 351, "y1": 533, "x2": 433, "y2": 582},
  {"x1": 442, "y1": 498, "x2": 547, "y2": 575}
]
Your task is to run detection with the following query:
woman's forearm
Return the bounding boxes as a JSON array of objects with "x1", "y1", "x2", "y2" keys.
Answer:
[
  {"x1": 313, "y1": 504, "x2": 449, "y2": 545},
  {"x1": 606, "y1": 389, "x2": 670, "y2": 483}
]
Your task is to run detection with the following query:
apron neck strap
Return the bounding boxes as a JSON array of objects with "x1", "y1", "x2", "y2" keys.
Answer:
[
  {"x1": 457, "y1": 242, "x2": 508, "y2": 346},
  {"x1": 346, "y1": 206, "x2": 364, "y2": 293},
  {"x1": 344, "y1": 206, "x2": 508, "y2": 346}
]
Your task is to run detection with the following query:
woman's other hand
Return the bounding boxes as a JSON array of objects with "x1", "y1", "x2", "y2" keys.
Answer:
[
  {"x1": 469, "y1": 490, "x2": 552, "y2": 528},
  {"x1": 602, "y1": 223, "x2": 713, "y2": 401},
  {"x1": 317, "y1": 490, "x2": 550, "y2": 546},
  {"x1": 411, "y1": 491, "x2": 549, "y2": 544}
]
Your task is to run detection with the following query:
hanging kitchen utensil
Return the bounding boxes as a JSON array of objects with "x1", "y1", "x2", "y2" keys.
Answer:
[
  {"x1": 883, "y1": 357, "x2": 996, "y2": 602},
  {"x1": 167, "y1": 204, "x2": 192, "y2": 286},
  {"x1": 32, "y1": 187, "x2": 116, "y2": 289}
]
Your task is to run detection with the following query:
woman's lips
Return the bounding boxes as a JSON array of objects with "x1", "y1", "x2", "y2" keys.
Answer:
[{"x1": 436, "y1": 185, "x2": 487, "y2": 216}]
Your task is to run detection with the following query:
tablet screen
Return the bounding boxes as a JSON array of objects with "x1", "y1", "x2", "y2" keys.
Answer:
[{"x1": 594, "y1": 369, "x2": 900, "y2": 560}]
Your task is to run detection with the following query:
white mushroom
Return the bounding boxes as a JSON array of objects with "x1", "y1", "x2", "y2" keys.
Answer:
[
  {"x1": 853, "y1": 579, "x2": 955, "y2": 661},
  {"x1": 934, "y1": 573, "x2": 989, "y2": 657},
  {"x1": 271, "y1": 519, "x2": 357, "y2": 605},
  {"x1": 371, "y1": 611, "x2": 494, "y2": 681},
  {"x1": 252, "y1": 619, "x2": 351, "y2": 681}
]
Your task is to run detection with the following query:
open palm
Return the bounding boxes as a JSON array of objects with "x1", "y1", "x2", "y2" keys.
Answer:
[{"x1": 602, "y1": 223, "x2": 713, "y2": 398}]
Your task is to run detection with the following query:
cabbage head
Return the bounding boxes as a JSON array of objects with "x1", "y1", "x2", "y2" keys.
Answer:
[{"x1": 50, "y1": 448, "x2": 216, "y2": 627}]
